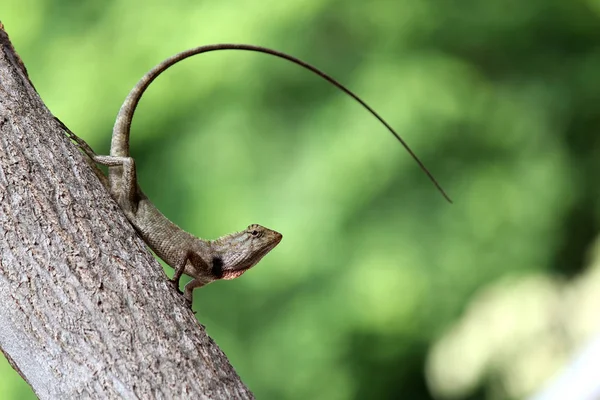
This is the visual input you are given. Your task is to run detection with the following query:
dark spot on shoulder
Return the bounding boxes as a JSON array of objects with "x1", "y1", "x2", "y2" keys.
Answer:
[{"x1": 211, "y1": 256, "x2": 224, "y2": 279}]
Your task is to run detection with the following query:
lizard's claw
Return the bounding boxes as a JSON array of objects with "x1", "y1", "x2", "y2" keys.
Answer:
[
  {"x1": 184, "y1": 297, "x2": 195, "y2": 313},
  {"x1": 54, "y1": 117, "x2": 99, "y2": 158},
  {"x1": 168, "y1": 278, "x2": 183, "y2": 294}
]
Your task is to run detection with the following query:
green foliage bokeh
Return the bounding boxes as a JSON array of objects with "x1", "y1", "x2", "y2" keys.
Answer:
[{"x1": 2, "y1": 0, "x2": 599, "y2": 398}]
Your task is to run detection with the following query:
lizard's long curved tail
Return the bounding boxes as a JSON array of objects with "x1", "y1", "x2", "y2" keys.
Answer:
[{"x1": 112, "y1": 44, "x2": 452, "y2": 203}]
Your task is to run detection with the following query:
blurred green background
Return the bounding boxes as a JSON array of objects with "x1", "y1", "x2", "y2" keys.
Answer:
[{"x1": 2, "y1": 0, "x2": 600, "y2": 398}]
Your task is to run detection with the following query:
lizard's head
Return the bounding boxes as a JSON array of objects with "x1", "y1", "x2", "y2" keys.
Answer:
[{"x1": 210, "y1": 224, "x2": 282, "y2": 280}]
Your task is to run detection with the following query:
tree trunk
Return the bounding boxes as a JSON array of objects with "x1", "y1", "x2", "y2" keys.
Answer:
[{"x1": 0, "y1": 23, "x2": 253, "y2": 399}]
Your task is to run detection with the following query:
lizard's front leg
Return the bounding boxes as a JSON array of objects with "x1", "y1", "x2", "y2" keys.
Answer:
[
  {"x1": 170, "y1": 250, "x2": 210, "y2": 298},
  {"x1": 169, "y1": 250, "x2": 196, "y2": 294},
  {"x1": 183, "y1": 279, "x2": 207, "y2": 307}
]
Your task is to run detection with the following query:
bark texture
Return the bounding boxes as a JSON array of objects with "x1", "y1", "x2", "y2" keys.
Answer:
[{"x1": 0, "y1": 24, "x2": 253, "y2": 399}]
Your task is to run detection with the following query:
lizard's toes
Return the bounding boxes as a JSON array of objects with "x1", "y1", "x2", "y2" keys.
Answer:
[
  {"x1": 168, "y1": 278, "x2": 183, "y2": 294},
  {"x1": 185, "y1": 298, "x2": 195, "y2": 313}
]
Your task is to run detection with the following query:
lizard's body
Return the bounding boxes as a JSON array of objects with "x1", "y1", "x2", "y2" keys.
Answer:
[{"x1": 71, "y1": 44, "x2": 449, "y2": 307}]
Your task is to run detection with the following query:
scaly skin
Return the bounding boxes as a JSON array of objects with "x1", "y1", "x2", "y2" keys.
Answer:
[{"x1": 73, "y1": 44, "x2": 450, "y2": 306}]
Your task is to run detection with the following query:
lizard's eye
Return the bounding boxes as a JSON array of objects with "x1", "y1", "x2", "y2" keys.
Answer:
[{"x1": 251, "y1": 230, "x2": 259, "y2": 236}]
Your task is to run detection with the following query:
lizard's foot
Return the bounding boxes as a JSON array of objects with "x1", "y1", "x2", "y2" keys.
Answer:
[
  {"x1": 168, "y1": 278, "x2": 183, "y2": 294},
  {"x1": 185, "y1": 298, "x2": 195, "y2": 313}
]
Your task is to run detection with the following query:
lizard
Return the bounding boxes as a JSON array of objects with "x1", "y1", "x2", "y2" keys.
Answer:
[{"x1": 67, "y1": 44, "x2": 451, "y2": 307}]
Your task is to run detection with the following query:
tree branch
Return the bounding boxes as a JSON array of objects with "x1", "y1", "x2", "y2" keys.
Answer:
[{"x1": 0, "y1": 23, "x2": 253, "y2": 399}]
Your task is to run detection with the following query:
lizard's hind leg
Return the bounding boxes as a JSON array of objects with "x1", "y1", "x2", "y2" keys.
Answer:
[{"x1": 89, "y1": 155, "x2": 138, "y2": 213}]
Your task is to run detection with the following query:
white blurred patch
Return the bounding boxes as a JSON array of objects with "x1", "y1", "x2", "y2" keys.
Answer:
[{"x1": 426, "y1": 239, "x2": 600, "y2": 399}]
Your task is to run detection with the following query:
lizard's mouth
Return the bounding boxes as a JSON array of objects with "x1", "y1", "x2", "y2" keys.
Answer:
[{"x1": 222, "y1": 268, "x2": 248, "y2": 280}]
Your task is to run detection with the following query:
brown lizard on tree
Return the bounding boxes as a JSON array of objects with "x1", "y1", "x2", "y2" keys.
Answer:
[{"x1": 68, "y1": 44, "x2": 451, "y2": 307}]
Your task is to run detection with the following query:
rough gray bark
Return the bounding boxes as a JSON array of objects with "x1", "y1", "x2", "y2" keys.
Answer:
[{"x1": 0, "y1": 24, "x2": 253, "y2": 399}]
